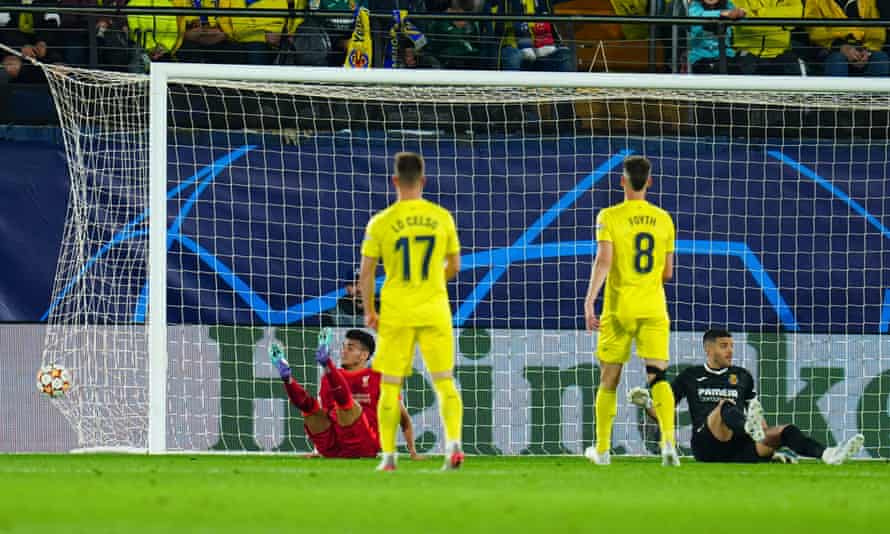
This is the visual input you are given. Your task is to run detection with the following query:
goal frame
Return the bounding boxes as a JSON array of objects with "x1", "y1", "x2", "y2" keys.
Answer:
[{"x1": 146, "y1": 64, "x2": 890, "y2": 454}]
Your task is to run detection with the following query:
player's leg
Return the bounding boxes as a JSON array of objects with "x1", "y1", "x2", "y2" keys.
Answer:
[
  {"x1": 706, "y1": 399, "x2": 739, "y2": 442},
  {"x1": 638, "y1": 317, "x2": 678, "y2": 465},
  {"x1": 270, "y1": 342, "x2": 330, "y2": 433},
  {"x1": 334, "y1": 403, "x2": 363, "y2": 427},
  {"x1": 762, "y1": 424, "x2": 823, "y2": 459},
  {"x1": 283, "y1": 379, "x2": 331, "y2": 434},
  {"x1": 376, "y1": 374, "x2": 405, "y2": 470},
  {"x1": 312, "y1": 330, "x2": 364, "y2": 427},
  {"x1": 765, "y1": 424, "x2": 864, "y2": 463},
  {"x1": 588, "y1": 315, "x2": 630, "y2": 465},
  {"x1": 592, "y1": 362, "x2": 622, "y2": 461},
  {"x1": 319, "y1": 367, "x2": 363, "y2": 426},
  {"x1": 372, "y1": 323, "x2": 416, "y2": 471},
  {"x1": 418, "y1": 324, "x2": 464, "y2": 470}
]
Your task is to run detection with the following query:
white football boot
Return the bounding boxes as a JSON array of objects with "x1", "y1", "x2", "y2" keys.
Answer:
[
  {"x1": 584, "y1": 446, "x2": 611, "y2": 466},
  {"x1": 661, "y1": 442, "x2": 681, "y2": 467},
  {"x1": 822, "y1": 434, "x2": 865, "y2": 465}
]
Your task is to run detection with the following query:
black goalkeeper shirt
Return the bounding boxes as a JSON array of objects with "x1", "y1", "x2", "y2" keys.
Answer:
[{"x1": 671, "y1": 365, "x2": 757, "y2": 430}]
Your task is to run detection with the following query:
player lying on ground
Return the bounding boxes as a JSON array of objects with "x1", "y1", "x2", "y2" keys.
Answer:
[
  {"x1": 629, "y1": 328, "x2": 864, "y2": 464},
  {"x1": 270, "y1": 328, "x2": 421, "y2": 459}
]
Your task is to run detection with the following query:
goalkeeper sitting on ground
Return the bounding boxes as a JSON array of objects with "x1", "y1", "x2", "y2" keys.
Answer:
[
  {"x1": 628, "y1": 328, "x2": 864, "y2": 464},
  {"x1": 270, "y1": 327, "x2": 421, "y2": 459}
]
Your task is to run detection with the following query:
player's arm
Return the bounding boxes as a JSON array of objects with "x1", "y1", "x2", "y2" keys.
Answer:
[
  {"x1": 399, "y1": 401, "x2": 423, "y2": 459},
  {"x1": 584, "y1": 241, "x2": 613, "y2": 331},
  {"x1": 444, "y1": 253, "x2": 460, "y2": 281},
  {"x1": 662, "y1": 252, "x2": 674, "y2": 282},
  {"x1": 359, "y1": 254, "x2": 379, "y2": 329},
  {"x1": 444, "y1": 212, "x2": 461, "y2": 281},
  {"x1": 663, "y1": 214, "x2": 676, "y2": 283}
]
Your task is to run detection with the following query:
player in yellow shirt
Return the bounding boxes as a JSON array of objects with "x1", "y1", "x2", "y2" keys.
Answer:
[
  {"x1": 583, "y1": 155, "x2": 679, "y2": 466},
  {"x1": 359, "y1": 152, "x2": 463, "y2": 472}
]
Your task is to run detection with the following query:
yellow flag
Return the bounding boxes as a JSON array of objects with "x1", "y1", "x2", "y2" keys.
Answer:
[
  {"x1": 19, "y1": 14, "x2": 34, "y2": 34},
  {"x1": 344, "y1": 6, "x2": 372, "y2": 68}
]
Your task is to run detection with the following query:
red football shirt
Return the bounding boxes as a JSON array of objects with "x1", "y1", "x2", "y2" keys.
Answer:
[{"x1": 319, "y1": 367, "x2": 381, "y2": 430}]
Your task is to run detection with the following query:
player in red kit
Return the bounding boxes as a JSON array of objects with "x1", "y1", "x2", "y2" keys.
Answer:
[{"x1": 270, "y1": 328, "x2": 421, "y2": 459}]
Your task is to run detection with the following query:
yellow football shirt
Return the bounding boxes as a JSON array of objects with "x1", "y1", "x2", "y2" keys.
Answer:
[
  {"x1": 595, "y1": 199, "x2": 675, "y2": 319},
  {"x1": 361, "y1": 199, "x2": 460, "y2": 327}
]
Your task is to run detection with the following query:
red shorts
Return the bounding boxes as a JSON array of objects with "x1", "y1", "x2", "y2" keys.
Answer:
[{"x1": 306, "y1": 411, "x2": 379, "y2": 458}]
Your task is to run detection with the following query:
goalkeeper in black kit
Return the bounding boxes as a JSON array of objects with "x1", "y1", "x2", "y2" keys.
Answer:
[{"x1": 629, "y1": 328, "x2": 864, "y2": 464}]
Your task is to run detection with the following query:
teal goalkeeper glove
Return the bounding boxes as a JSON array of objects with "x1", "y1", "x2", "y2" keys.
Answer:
[
  {"x1": 269, "y1": 343, "x2": 291, "y2": 381},
  {"x1": 315, "y1": 327, "x2": 334, "y2": 367}
]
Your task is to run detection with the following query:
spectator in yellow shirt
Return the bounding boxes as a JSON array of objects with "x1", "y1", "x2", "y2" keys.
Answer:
[
  {"x1": 177, "y1": 0, "x2": 240, "y2": 63},
  {"x1": 733, "y1": 0, "x2": 803, "y2": 75},
  {"x1": 220, "y1": 0, "x2": 304, "y2": 65},
  {"x1": 805, "y1": 0, "x2": 888, "y2": 76}
]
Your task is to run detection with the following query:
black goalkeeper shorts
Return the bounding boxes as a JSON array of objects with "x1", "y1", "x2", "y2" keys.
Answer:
[{"x1": 691, "y1": 424, "x2": 771, "y2": 463}]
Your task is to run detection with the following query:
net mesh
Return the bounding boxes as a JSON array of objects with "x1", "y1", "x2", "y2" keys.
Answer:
[{"x1": 39, "y1": 63, "x2": 890, "y2": 457}]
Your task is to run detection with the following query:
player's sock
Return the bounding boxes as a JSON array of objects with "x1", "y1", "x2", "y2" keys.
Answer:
[
  {"x1": 780, "y1": 424, "x2": 826, "y2": 458},
  {"x1": 595, "y1": 387, "x2": 617, "y2": 454},
  {"x1": 651, "y1": 380, "x2": 676, "y2": 447},
  {"x1": 432, "y1": 377, "x2": 463, "y2": 445},
  {"x1": 282, "y1": 378, "x2": 320, "y2": 415},
  {"x1": 719, "y1": 401, "x2": 747, "y2": 435},
  {"x1": 323, "y1": 361, "x2": 355, "y2": 410},
  {"x1": 377, "y1": 381, "x2": 401, "y2": 454}
]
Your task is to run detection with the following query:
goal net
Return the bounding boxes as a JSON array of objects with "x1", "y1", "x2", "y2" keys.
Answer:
[{"x1": 39, "y1": 63, "x2": 890, "y2": 457}]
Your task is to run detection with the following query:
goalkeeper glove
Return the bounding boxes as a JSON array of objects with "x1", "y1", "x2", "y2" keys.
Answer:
[
  {"x1": 627, "y1": 386, "x2": 653, "y2": 409},
  {"x1": 315, "y1": 327, "x2": 334, "y2": 367},
  {"x1": 269, "y1": 343, "x2": 291, "y2": 381}
]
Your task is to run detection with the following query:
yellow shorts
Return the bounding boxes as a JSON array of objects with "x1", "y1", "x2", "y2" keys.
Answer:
[
  {"x1": 597, "y1": 314, "x2": 670, "y2": 364},
  {"x1": 372, "y1": 321, "x2": 455, "y2": 378}
]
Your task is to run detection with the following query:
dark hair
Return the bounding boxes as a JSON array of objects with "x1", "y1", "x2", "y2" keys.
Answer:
[
  {"x1": 623, "y1": 155, "x2": 651, "y2": 192},
  {"x1": 345, "y1": 329, "x2": 375, "y2": 357},
  {"x1": 395, "y1": 152, "x2": 424, "y2": 186},
  {"x1": 703, "y1": 328, "x2": 732, "y2": 346}
]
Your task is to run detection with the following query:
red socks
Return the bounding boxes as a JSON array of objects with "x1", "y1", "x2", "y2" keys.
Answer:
[
  {"x1": 283, "y1": 378, "x2": 320, "y2": 416},
  {"x1": 324, "y1": 361, "x2": 355, "y2": 410}
]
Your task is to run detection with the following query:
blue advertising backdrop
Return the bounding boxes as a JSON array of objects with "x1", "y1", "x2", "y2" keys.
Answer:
[{"x1": 1, "y1": 134, "x2": 888, "y2": 333}]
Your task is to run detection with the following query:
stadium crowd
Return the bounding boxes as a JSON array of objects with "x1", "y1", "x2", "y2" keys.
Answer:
[
  {"x1": 1, "y1": 0, "x2": 887, "y2": 126},
  {"x1": 1, "y1": 0, "x2": 889, "y2": 83}
]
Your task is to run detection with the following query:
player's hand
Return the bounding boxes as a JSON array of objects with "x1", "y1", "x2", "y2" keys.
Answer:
[
  {"x1": 315, "y1": 327, "x2": 333, "y2": 367},
  {"x1": 627, "y1": 387, "x2": 653, "y2": 408},
  {"x1": 409, "y1": 451, "x2": 426, "y2": 461},
  {"x1": 854, "y1": 47, "x2": 871, "y2": 65},
  {"x1": 585, "y1": 310, "x2": 600, "y2": 331},
  {"x1": 365, "y1": 310, "x2": 379, "y2": 330},
  {"x1": 269, "y1": 343, "x2": 292, "y2": 381}
]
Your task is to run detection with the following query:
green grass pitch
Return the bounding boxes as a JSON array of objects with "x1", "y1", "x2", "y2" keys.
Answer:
[{"x1": 2, "y1": 455, "x2": 888, "y2": 533}]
